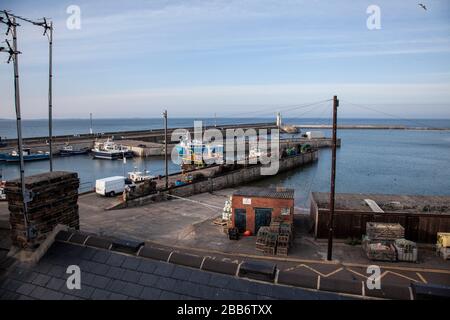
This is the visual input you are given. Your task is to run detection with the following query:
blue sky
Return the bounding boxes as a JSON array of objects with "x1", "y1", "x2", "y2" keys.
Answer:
[{"x1": 0, "y1": 0, "x2": 449, "y2": 118}]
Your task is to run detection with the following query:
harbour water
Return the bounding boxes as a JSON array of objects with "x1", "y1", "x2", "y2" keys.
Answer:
[{"x1": 1, "y1": 118, "x2": 450, "y2": 205}]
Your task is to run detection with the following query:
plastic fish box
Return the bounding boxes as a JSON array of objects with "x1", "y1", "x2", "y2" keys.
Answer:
[
  {"x1": 394, "y1": 239, "x2": 418, "y2": 262},
  {"x1": 437, "y1": 232, "x2": 450, "y2": 248}
]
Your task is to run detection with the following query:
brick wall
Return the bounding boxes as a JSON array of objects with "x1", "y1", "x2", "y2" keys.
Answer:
[
  {"x1": 231, "y1": 195, "x2": 294, "y2": 234},
  {"x1": 5, "y1": 171, "x2": 80, "y2": 250}
]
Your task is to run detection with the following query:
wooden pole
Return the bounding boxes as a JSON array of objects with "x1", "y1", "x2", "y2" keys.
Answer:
[
  {"x1": 327, "y1": 95, "x2": 339, "y2": 261},
  {"x1": 48, "y1": 22, "x2": 53, "y2": 171},
  {"x1": 11, "y1": 19, "x2": 32, "y2": 240}
]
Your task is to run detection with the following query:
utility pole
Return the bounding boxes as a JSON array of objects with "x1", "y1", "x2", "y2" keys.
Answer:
[
  {"x1": 327, "y1": 95, "x2": 339, "y2": 261},
  {"x1": 163, "y1": 110, "x2": 168, "y2": 189},
  {"x1": 47, "y1": 21, "x2": 53, "y2": 171},
  {"x1": 4, "y1": 13, "x2": 54, "y2": 171},
  {"x1": 1, "y1": 15, "x2": 33, "y2": 240}
]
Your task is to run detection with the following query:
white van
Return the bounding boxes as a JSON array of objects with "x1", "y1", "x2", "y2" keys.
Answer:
[
  {"x1": 96, "y1": 176, "x2": 126, "y2": 197},
  {"x1": 306, "y1": 131, "x2": 325, "y2": 139}
]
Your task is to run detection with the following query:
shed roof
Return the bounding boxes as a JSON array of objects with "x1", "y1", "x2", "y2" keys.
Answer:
[{"x1": 233, "y1": 187, "x2": 294, "y2": 199}]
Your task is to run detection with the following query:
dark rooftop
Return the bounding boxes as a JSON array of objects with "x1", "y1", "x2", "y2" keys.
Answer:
[
  {"x1": 233, "y1": 187, "x2": 295, "y2": 200},
  {"x1": 0, "y1": 234, "x2": 346, "y2": 300}
]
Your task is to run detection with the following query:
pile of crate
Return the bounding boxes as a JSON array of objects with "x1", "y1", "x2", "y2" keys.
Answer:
[
  {"x1": 366, "y1": 222, "x2": 405, "y2": 240},
  {"x1": 363, "y1": 222, "x2": 418, "y2": 262},
  {"x1": 5, "y1": 171, "x2": 80, "y2": 250},
  {"x1": 256, "y1": 219, "x2": 294, "y2": 256}
]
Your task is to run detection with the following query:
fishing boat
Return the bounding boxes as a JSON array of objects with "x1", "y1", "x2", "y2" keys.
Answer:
[
  {"x1": 59, "y1": 144, "x2": 90, "y2": 156},
  {"x1": 176, "y1": 138, "x2": 223, "y2": 166},
  {"x1": 128, "y1": 167, "x2": 154, "y2": 183},
  {"x1": 91, "y1": 139, "x2": 134, "y2": 160},
  {"x1": 3, "y1": 148, "x2": 50, "y2": 162}
]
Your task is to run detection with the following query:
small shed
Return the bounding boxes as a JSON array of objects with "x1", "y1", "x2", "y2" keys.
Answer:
[{"x1": 231, "y1": 187, "x2": 294, "y2": 234}]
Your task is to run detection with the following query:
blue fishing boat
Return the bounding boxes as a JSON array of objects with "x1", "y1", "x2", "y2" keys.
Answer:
[{"x1": 3, "y1": 148, "x2": 50, "y2": 162}]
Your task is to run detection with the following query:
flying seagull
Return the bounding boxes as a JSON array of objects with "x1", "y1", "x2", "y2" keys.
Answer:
[{"x1": 418, "y1": 3, "x2": 427, "y2": 10}]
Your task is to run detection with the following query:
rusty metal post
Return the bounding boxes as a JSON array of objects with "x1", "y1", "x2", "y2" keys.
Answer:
[{"x1": 327, "y1": 95, "x2": 339, "y2": 261}]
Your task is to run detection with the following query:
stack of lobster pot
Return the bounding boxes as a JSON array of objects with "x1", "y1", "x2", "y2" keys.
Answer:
[{"x1": 363, "y1": 222, "x2": 405, "y2": 262}]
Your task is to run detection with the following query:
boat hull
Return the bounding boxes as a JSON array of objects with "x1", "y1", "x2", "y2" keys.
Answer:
[
  {"x1": 59, "y1": 149, "x2": 90, "y2": 157},
  {"x1": 3, "y1": 154, "x2": 50, "y2": 162},
  {"x1": 92, "y1": 150, "x2": 134, "y2": 160}
]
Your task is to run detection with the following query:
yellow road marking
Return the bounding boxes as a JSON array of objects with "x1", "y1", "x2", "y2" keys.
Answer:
[
  {"x1": 143, "y1": 239, "x2": 450, "y2": 275},
  {"x1": 347, "y1": 268, "x2": 368, "y2": 280},
  {"x1": 379, "y1": 270, "x2": 419, "y2": 283},
  {"x1": 284, "y1": 264, "x2": 344, "y2": 277},
  {"x1": 344, "y1": 268, "x2": 424, "y2": 284},
  {"x1": 416, "y1": 272, "x2": 427, "y2": 284}
]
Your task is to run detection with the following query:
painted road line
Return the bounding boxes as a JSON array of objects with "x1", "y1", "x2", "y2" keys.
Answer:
[
  {"x1": 361, "y1": 281, "x2": 365, "y2": 297},
  {"x1": 409, "y1": 287, "x2": 414, "y2": 300},
  {"x1": 284, "y1": 264, "x2": 344, "y2": 277},
  {"x1": 347, "y1": 268, "x2": 368, "y2": 280},
  {"x1": 380, "y1": 270, "x2": 419, "y2": 283},
  {"x1": 144, "y1": 239, "x2": 450, "y2": 275},
  {"x1": 416, "y1": 272, "x2": 427, "y2": 284}
]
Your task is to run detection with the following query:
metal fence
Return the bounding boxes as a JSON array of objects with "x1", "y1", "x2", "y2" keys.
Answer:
[{"x1": 78, "y1": 181, "x2": 94, "y2": 194}]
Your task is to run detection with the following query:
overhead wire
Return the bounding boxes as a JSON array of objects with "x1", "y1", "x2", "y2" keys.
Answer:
[
  {"x1": 216, "y1": 99, "x2": 332, "y2": 118},
  {"x1": 341, "y1": 100, "x2": 446, "y2": 130},
  {"x1": 299, "y1": 101, "x2": 332, "y2": 207}
]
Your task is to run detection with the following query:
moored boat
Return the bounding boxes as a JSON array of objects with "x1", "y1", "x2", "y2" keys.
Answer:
[
  {"x1": 128, "y1": 167, "x2": 154, "y2": 182},
  {"x1": 91, "y1": 139, "x2": 134, "y2": 160},
  {"x1": 176, "y1": 138, "x2": 223, "y2": 166},
  {"x1": 59, "y1": 144, "x2": 90, "y2": 156},
  {"x1": 3, "y1": 148, "x2": 50, "y2": 162}
]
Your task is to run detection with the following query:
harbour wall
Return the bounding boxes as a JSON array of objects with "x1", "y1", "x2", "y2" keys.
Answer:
[
  {"x1": 111, "y1": 150, "x2": 319, "y2": 209},
  {"x1": 0, "y1": 122, "x2": 277, "y2": 150}
]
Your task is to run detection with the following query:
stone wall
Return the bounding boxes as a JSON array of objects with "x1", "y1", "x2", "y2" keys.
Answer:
[{"x1": 5, "y1": 171, "x2": 80, "y2": 250}]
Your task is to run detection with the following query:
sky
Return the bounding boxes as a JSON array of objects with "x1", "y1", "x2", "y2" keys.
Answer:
[{"x1": 0, "y1": 0, "x2": 449, "y2": 119}]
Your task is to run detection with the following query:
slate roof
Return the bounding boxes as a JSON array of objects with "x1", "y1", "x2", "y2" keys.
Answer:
[
  {"x1": 0, "y1": 237, "x2": 346, "y2": 300},
  {"x1": 233, "y1": 187, "x2": 295, "y2": 200}
]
